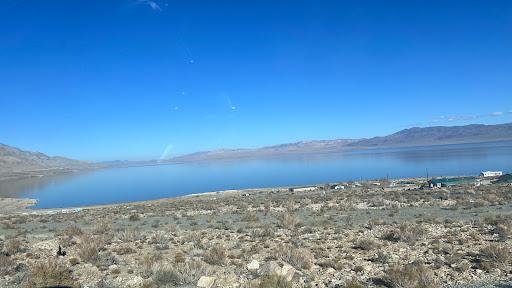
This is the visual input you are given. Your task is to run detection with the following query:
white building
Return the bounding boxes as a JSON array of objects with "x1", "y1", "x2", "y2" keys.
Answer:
[
  {"x1": 480, "y1": 171, "x2": 503, "y2": 177},
  {"x1": 290, "y1": 186, "x2": 317, "y2": 192}
]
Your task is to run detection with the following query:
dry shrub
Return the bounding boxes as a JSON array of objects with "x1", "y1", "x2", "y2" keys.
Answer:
[
  {"x1": 203, "y1": 243, "x2": 226, "y2": 265},
  {"x1": 4, "y1": 238, "x2": 23, "y2": 255},
  {"x1": 400, "y1": 224, "x2": 425, "y2": 244},
  {"x1": 382, "y1": 229, "x2": 401, "y2": 242},
  {"x1": 96, "y1": 278, "x2": 120, "y2": 288},
  {"x1": 382, "y1": 224, "x2": 424, "y2": 245},
  {"x1": 383, "y1": 263, "x2": 439, "y2": 288},
  {"x1": 258, "y1": 274, "x2": 292, "y2": 288},
  {"x1": 0, "y1": 254, "x2": 15, "y2": 276},
  {"x1": 129, "y1": 214, "x2": 141, "y2": 221},
  {"x1": 495, "y1": 224, "x2": 510, "y2": 242},
  {"x1": 278, "y1": 213, "x2": 299, "y2": 230},
  {"x1": 483, "y1": 214, "x2": 512, "y2": 227},
  {"x1": 151, "y1": 261, "x2": 205, "y2": 286},
  {"x1": 285, "y1": 200, "x2": 297, "y2": 213},
  {"x1": 277, "y1": 245, "x2": 314, "y2": 270},
  {"x1": 69, "y1": 257, "x2": 80, "y2": 266},
  {"x1": 113, "y1": 246, "x2": 136, "y2": 255},
  {"x1": 353, "y1": 238, "x2": 379, "y2": 251},
  {"x1": 479, "y1": 244, "x2": 510, "y2": 270},
  {"x1": 118, "y1": 228, "x2": 141, "y2": 242},
  {"x1": 77, "y1": 235, "x2": 105, "y2": 264},
  {"x1": 253, "y1": 225, "x2": 276, "y2": 239},
  {"x1": 241, "y1": 212, "x2": 260, "y2": 222},
  {"x1": 374, "y1": 251, "x2": 391, "y2": 264},
  {"x1": 60, "y1": 225, "x2": 83, "y2": 237},
  {"x1": 175, "y1": 251, "x2": 185, "y2": 263},
  {"x1": 23, "y1": 259, "x2": 78, "y2": 288},
  {"x1": 141, "y1": 253, "x2": 162, "y2": 278},
  {"x1": 345, "y1": 278, "x2": 366, "y2": 288},
  {"x1": 148, "y1": 232, "x2": 169, "y2": 246},
  {"x1": 93, "y1": 220, "x2": 112, "y2": 236}
]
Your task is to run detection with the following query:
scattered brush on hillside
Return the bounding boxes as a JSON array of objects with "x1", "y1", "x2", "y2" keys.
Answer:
[
  {"x1": 23, "y1": 259, "x2": 78, "y2": 288},
  {"x1": 382, "y1": 262, "x2": 439, "y2": 288}
]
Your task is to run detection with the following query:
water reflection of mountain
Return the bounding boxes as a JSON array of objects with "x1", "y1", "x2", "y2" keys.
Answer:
[
  {"x1": 2, "y1": 141, "x2": 511, "y2": 208},
  {"x1": 345, "y1": 141, "x2": 512, "y2": 163},
  {"x1": 252, "y1": 141, "x2": 512, "y2": 167},
  {"x1": 0, "y1": 171, "x2": 90, "y2": 198}
]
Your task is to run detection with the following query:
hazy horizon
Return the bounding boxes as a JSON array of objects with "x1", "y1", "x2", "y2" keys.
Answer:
[{"x1": 1, "y1": 0, "x2": 511, "y2": 161}]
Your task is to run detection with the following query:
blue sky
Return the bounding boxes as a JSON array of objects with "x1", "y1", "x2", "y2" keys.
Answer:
[{"x1": 1, "y1": 0, "x2": 511, "y2": 161}]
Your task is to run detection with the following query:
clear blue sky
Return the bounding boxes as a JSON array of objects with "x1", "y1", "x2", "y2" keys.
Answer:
[{"x1": 1, "y1": 0, "x2": 511, "y2": 161}]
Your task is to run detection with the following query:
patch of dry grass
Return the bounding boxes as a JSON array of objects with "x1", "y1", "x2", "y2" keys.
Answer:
[
  {"x1": 77, "y1": 235, "x2": 105, "y2": 264},
  {"x1": 151, "y1": 261, "x2": 205, "y2": 286},
  {"x1": 382, "y1": 263, "x2": 439, "y2": 288},
  {"x1": 353, "y1": 238, "x2": 379, "y2": 251},
  {"x1": 277, "y1": 245, "x2": 315, "y2": 270},
  {"x1": 479, "y1": 244, "x2": 510, "y2": 271},
  {"x1": 0, "y1": 254, "x2": 15, "y2": 276},
  {"x1": 3, "y1": 238, "x2": 24, "y2": 255},
  {"x1": 203, "y1": 243, "x2": 227, "y2": 265},
  {"x1": 258, "y1": 274, "x2": 292, "y2": 288},
  {"x1": 23, "y1": 259, "x2": 78, "y2": 288}
]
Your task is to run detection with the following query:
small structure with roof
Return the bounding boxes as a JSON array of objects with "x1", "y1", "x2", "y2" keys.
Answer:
[{"x1": 480, "y1": 171, "x2": 503, "y2": 177}]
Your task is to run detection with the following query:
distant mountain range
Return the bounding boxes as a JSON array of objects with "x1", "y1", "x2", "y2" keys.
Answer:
[
  {"x1": 1, "y1": 123, "x2": 512, "y2": 175},
  {"x1": 0, "y1": 143, "x2": 88, "y2": 175},
  {"x1": 350, "y1": 123, "x2": 512, "y2": 148},
  {"x1": 170, "y1": 139, "x2": 358, "y2": 162},
  {"x1": 168, "y1": 123, "x2": 512, "y2": 162}
]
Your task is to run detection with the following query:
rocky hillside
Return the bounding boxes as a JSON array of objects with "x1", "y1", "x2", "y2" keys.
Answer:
[
  {"x1": 350, "y1": 123, "x2": 512, "y2": 148},
  {"x1": 0, "y1": 143, "x2": 87, "y2": 174},
  {"x1": 171, "y1": 123, "x2": 512, "y2": 162}
]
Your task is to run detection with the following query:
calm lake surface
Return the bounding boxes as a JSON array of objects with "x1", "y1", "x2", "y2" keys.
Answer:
[{"x1": 1, "y1": 141, "x2": 512, "y2": 209}]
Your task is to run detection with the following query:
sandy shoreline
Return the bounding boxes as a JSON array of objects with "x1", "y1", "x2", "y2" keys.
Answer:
[
  {"x1": 0, "y1": 175, "x2": 476, "y2": 215},
  {"x1": 0, "y1": 184, "x2": 286, "y2": 215}
]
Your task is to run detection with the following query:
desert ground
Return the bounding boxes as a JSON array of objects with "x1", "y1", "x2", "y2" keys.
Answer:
[{"x1": 1, "y1": 178, "x2": 512, "y2": 288}]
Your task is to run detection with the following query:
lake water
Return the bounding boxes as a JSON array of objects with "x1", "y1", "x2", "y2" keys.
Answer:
[{"x1": 1, "y1": 141, "x2": 512, "y2": 209}]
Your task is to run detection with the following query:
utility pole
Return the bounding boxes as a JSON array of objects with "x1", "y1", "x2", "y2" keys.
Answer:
[{"x1": 426, "y1": 168, "x2": 429, "y2": 181}]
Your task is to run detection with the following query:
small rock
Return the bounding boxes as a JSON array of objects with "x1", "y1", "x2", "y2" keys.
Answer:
[
  {"x1": 280, "y1": 263, "x2": 296, "y2": 281},
  {"x1": 247, "y1": 260, "x2": 259, "y2": 272},
  {"x1": 197, "y1": 276, "x2": 216, "y2": 288},
  {"x1": 259, "y1": 261, "x2": 296, "y2": 281},
  {"x1": 123, "y1": 276, "x2": 144, "y2": 288},
  {"x1": 259, "y1": 261, "x2": 281, "y2": 276}
]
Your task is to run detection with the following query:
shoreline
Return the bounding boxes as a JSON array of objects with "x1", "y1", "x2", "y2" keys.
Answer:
[
  {"x1": 1, "y1": 173, "x2": 511, "y2": 287},
  {"x1": 0, "y1": 173, "x2": 495, "y2": 215}
]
